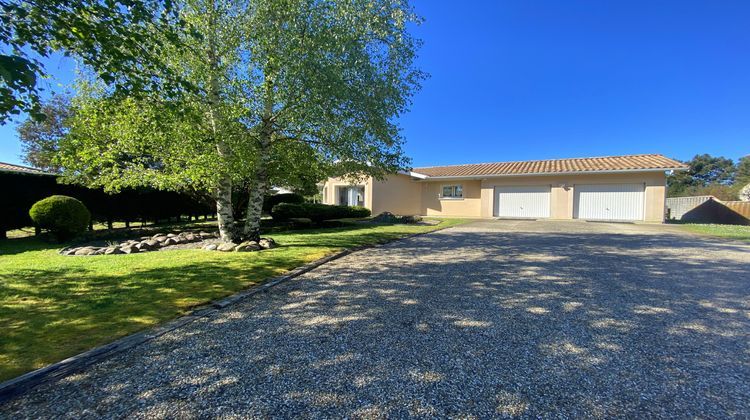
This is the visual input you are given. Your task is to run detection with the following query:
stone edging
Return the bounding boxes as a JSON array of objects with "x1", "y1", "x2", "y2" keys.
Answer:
[{"x1": 0, "y1": 224, "x2": 452, "y2": 404}]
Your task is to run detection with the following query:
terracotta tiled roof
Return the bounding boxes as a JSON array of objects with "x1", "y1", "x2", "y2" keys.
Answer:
[
  {"x1": 0, "y1": 161, "x2": 52, "y2": 175},
  {"x1": 412, "y1": 154, "x2": 686, "y2": 178}
]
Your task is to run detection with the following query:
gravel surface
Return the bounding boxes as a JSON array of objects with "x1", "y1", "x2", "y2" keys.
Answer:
[{"x1": 3, "y1": 220, "x2": 749, "y2": 418}]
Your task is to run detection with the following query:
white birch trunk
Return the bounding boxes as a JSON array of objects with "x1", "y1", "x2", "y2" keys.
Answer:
[
  {"x1": 207, "y1": 1, "x2": 237, "y2": 242},
  {"x1": 243, "y1": 79, "x2": 274, "y2": 241}
]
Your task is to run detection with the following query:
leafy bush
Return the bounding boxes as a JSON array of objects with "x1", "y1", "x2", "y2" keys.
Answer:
[
  {"x1": 262, "y1": 193, "x2": 305, "y2": 213},
  {"x1": 29, "y1": 195, "x2": 91, "y2": 240},
  {"x1": 372, "y1": 212, "x2": 422, "y2": 224},
  {"x1": 271, "y1": 203, "x2": 370, "y2": 222}
]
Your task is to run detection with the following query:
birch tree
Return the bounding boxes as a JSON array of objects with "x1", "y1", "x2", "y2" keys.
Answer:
[
  {"x1": 238, "y1": 0, "x2": 424, "y2": 240},
  {"x1": 59, "y1": 0, "x2": 423, "y2": 243},
  {"x1": 60, "y1": 0, "x2": 251, "y2": 242}
]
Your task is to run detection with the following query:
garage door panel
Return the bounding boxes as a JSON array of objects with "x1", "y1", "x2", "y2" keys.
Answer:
[
  {"x1": 574, "y1": 184, "x2": 644, "y2": 221},
  {"x1": 495, "y1": 186, "x2": 550, "y2": 218}
]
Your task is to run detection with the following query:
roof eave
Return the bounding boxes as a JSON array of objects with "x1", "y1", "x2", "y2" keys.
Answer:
[
  {"x1": 0, "y1": 168, "x2": 55, "y2": 176},
  {"x1": 398, "y1": 170, "x2": 428, "y2": 179},
  {"x1": 418, "y1": 167, "x2": 687, "y2": 180}
]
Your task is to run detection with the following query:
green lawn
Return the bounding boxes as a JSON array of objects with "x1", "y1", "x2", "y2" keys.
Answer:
[
  {"x1": 0, "y1": 219, "x2": 467, "y2": 381},
  {"x1": 678, "y1": 223, "x2": 750, "y2": 242}
]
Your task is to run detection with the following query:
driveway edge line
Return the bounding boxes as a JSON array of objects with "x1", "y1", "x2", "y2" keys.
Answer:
[{"x1": 0, "y1": 224, "x2": 452, "y2": 404}]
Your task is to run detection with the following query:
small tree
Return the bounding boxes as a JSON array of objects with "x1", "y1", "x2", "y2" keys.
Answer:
[{"x1": 17, "y1": 94, "x2": 71, "y2": 172}]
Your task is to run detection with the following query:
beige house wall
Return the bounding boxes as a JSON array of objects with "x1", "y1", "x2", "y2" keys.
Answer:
[
  {"x1": 322, "y1": 170, "x2": 667, "y2": 222},
  {"x1": 371, "y1": 174, "x2": 422, "y2": 215},
  {"x1": 420, "y1": 180, "x2": 483, "y2": 217}
]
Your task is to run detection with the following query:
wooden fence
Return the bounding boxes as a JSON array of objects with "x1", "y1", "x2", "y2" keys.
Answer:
[{"x1": 724, "y1": 201, "x2": 750, "y2": 219}]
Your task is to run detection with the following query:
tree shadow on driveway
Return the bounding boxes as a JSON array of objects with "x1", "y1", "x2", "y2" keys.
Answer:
[{"x1": 2, "y1": 228, "x2": 749, "y2": 417}]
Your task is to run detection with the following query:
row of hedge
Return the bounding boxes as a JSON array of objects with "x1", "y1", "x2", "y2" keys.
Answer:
[
  {"x1": 1, "y1": 170, "x2": 214, "y2": 237},
  {"x1": 2, "y1": 169, "x2": 372, "y2": 237},
  {"x1": 271, "y1": 203, "x2": 371, "y2": 222}
]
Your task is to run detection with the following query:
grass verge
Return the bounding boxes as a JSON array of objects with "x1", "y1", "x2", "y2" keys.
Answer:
[
  {"x1": 677, "y1": 223, "x2": 750, "y2": 242},
  {"x1": 0, "y1": 219, "x2": 467, "y2": 381}
]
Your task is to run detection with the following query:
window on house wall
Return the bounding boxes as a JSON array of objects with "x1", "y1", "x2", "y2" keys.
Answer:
[
  {"x1": 337, "y1": 186, "x2": 365, "y2": 206},
  {"x1": 441, "y1": 185, "x2": 463, "y2": 199}
]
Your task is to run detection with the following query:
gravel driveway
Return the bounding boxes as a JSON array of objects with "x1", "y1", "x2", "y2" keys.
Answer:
[{"x1": 3, "y1": 220, "x2": 749, "y2": 418}]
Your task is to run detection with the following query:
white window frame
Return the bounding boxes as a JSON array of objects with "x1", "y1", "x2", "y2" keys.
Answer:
[
  {"x1": 440, "y1": 184, "x2": 463, "y2": 200},
  {"x1": 337, "y1": 185, "x2": 365, "y2": 207}
]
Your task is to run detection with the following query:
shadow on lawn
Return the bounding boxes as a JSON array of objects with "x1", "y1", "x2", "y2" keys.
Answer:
[
  {"x1": 0, "y1": 236, "x2": 63, "y2": 255},
  {"x1": 3, "y1": 227, "x2": 749, "y2": 417},
  {"x1": 0, "y1": 250, "x2": 315, "y2": 381}
]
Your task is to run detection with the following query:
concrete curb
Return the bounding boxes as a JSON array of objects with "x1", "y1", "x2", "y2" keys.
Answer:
[{"x1": 0, "y1": 224, "x2": 453, "y2": 403}]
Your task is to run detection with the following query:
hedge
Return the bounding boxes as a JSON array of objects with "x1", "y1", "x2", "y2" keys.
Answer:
[
  {"x1": 1, "y1": 170, "x2": 213, "y2": 237},
  {"x1": 231, "y1": 189, "x2": 306, "y2": 219},
  {"x1": 271, "y1": 203, "x2": 371, "y2": 222},
  {"x1": 262, "y1": 193, "x2": 305, "y2": 213}
]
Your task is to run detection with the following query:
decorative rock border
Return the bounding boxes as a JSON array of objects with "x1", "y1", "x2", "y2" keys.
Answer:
[
  {"x1": 204, "y1": 237, "x2": 277, "y2": 252},
  {"x1": 60, "y1": 229, "x2": 280, "y2": 256},
  {"x1": 60, "y1": 231, "x2": 219, "y2": 256}
]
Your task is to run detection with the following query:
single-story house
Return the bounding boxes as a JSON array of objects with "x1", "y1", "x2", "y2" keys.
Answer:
[{"x1": 321, "y1": 154, "x2": 687, "y2": 222}]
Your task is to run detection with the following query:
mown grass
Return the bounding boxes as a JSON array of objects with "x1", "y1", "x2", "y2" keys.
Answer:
[
  {"x1": 0, "y1": 219, "x2": 467, "y2": 382},
  {"x1": 678, "y1": 223, "x2": 750, "y2": 242}
]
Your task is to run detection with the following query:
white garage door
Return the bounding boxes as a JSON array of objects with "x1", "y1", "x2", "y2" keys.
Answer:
[
  {"x1": 574, "y1": 184, "x2": 645, "y2": 221},
  {"x1": 494, "y1": 186, "x2": 551, "y2": 218}
]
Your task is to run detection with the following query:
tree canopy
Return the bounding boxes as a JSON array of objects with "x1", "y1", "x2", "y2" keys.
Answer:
[
  {"x1": 17, "y1": 94, "x2": 71, "y2": 172},
  {"x1": 735, "y1": 155, "x2": 750, "y2": 185},
  {"x1": 58, "y1": 0, "x2": 424, "y2": 242},
  {"x1": 667, "y1": 154, "x2": 746, "y2": 200},
  {"x1": 0, "y1": 0, "x2": 184, "y2": 123}
]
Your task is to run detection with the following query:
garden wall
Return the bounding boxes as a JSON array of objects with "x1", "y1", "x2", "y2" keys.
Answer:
[{"x1": 666, "y1": 196, "x2": 749, "y2": 225}]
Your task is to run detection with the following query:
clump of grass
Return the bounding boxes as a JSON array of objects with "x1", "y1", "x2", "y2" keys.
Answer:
[{"x1": 679, "y1": 223, "x2": 750, "y2": 242}]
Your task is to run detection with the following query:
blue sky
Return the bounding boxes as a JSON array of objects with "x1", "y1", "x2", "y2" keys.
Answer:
[{"x1": 1, "y1": 0, "x2": 748, "y2": 167}]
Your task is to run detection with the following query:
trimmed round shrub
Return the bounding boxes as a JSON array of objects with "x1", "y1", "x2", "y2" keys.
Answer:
[
  {"x1": 262, "y1": 193, "x2": 305, "y2": 213},
  {"x1": 29, "y1": 195, "x2": 91, "y2": 240},
  {"x1": 271, "y1": 203, "x2": 370, "y2": 222}
]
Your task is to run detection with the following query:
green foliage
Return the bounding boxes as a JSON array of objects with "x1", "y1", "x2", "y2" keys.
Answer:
[
  {"x1": 689, "y1": 154, "x2": 736, "y2": 185},
  {"x1": 60, "y1": 91, "x2": 230, "y2": 192},
  {"x1": 29, "y1": 195, "x2": 90, "y2": 240},
  {"x1": 263, "y1": 193, "x2": 304, "y2": 213},
  {"x1": 17, "y1": 94, "x2": 71, "y2": 172},
  {"x1": 59, "y1": 0, "x2": 423, "y2": 240},
  {"x1": 672, "y1": 184, "x2": 739, "y2": 201},
  {"x1": 667, "y1": 154, "x2": 739, "y2": 198},
  {"x1": 0, "y1": 0, "x2": 185, "y2": 123},
  {"x1": 736, "y1": 156, "x2": 750, "y2": 186},
  {"x1": 271, "y1": 203, "x2": 371, "y2": 222},
  {"x1": 372, "y1": 212, "x2": 422, "y2": 224}
]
